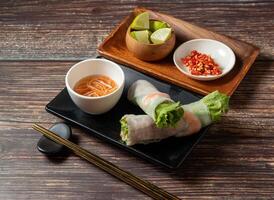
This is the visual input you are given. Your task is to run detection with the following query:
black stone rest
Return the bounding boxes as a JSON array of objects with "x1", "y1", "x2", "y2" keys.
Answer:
[{"x1": 37, "y1": 123, "x2": 71, "y2": 154}]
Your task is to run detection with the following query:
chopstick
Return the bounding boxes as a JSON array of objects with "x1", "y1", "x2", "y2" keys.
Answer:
[{"x1": 33, "y1": 124, "x2": 180, "y2": 200}]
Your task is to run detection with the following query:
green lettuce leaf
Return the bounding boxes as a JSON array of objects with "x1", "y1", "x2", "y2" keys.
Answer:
[
  {"x1": 155, "y1": 101, "x2": 184, "y2": 128},
  {"x1": 202, "y1": 91, "x2": 229, "y2": 122},
  {"x1": 120, "y1": 116, "x2": 128, "y2": 142}
]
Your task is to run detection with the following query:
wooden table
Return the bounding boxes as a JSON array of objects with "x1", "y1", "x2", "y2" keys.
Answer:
[{"x1": 0, "y1": 1, "x2": 273, "y2": 199}]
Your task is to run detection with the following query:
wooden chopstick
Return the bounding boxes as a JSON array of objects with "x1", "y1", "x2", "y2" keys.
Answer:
[{"x1": 32, "y1": 124, "x2": 180, "y2": 200}]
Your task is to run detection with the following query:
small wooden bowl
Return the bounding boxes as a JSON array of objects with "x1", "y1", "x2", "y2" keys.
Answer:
[{"x1": 126, "y1": 27, "x2": 176, "y2": 61}]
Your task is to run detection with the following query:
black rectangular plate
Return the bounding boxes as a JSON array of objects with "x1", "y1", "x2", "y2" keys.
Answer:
[{"x1": 46, "y1": 60, "x2": 208, "y2": 169}]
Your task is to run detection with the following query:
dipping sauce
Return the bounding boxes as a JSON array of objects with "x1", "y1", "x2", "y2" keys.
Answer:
[
  {"x1": 74, "y1": 75, "x2": 117, "y2": 97},
  {"x1": 181, "y1": 50, "x2": 222, "y2": 76}
]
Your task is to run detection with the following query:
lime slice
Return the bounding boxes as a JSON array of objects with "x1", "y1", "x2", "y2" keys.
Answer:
[
  {"x1": 150, "y1": 28, "x2": 172, "y2": 44},
  {"x1": 130, "y1": 12, "x2": 149, "y2": 30},
  {"x1": 149, "y1": 20, "x2": 168, "y2": 32},
  {"x1": 130, "y1": 31, "x2": 137, "y2": 39},
  {"x1": 130, "y1": 30, "x2": 151, "y2": 44}
]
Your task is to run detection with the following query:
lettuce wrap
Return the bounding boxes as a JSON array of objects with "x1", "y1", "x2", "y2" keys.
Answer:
[
  {"x1": 121, "y1": 91, "x2": 229, "y2": 146},
  {"x1": 127, "y1": 80, "x2": 184, "y2": 128}
]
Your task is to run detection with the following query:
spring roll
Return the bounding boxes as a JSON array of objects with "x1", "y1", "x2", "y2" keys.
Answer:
[
  {"x1": 127, "y1": 80, "x2": 184, "y2": 128},
  {"x1": 121, "y1": 91, "x2": 229, "y2": 146}
]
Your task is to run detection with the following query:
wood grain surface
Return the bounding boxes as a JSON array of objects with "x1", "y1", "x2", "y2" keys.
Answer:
[{"x1": 0, "y1": 1, "x2": 273, "y2": 199}]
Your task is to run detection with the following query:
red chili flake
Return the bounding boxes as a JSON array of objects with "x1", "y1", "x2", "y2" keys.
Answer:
[{"x1": 181, "y1": 50, "x2": 222, "y2": 76}]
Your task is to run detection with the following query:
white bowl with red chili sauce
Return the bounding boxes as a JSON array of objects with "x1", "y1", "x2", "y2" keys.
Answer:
[
  {"x1": 173, "y1": 39, "x2": 235, "y2": 81},
  {"x1": 65, "y1": 58, "x2": 125, "y2": 114}
]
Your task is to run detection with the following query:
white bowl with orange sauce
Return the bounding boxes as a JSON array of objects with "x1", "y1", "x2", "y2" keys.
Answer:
[{"x1": 65, "y1": 58, "x2": 125, "y2": 114}]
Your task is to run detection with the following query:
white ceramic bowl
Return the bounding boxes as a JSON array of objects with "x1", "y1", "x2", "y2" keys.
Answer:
[
  {"x1": 65, "y1": 58, "x2": 125, "y2": 114},
  {"x1": 173, "y1": 39, "x2": 236, "y2": 81}
]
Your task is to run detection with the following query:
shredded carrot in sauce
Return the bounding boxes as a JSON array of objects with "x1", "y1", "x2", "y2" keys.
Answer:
[{"x1": 74, "y1": 75, "x2": 117, "y2": 97}]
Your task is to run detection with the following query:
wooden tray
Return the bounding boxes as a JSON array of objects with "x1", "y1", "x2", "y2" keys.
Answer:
[{"x1": 98, "y1": 7, "x2": 259, "y2": 96}]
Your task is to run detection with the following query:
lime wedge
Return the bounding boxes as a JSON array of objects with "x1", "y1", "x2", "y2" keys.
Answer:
[
  {"x1": 150, "y1": 28, "x2": 172, "y2": 44},
  {"x1": 149, "y1": 20, "x2": 168, "y2": 32},
  {"x1": 130, "y1": 30, "x2": 151, "y2": 44},
  {"x1": 130, "y1": 12, "x2": 149, "y2": 30}
]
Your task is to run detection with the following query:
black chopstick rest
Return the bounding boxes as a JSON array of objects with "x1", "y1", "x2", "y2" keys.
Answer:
[{"x1": 37, "y1": 123, "x2": 71, "y2": 154}]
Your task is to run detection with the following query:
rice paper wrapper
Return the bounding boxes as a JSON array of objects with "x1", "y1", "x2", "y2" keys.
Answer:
[
  {"x1": 121, "y1": 114, "x2": 188, "y2": 146},
  {"x1": 121, "y1": 90, "x2": 230, "y2": 146},
  {"x1": 127, "y1": 80, "x2": 172, "y2": 120}
]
